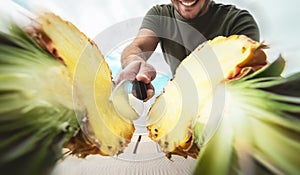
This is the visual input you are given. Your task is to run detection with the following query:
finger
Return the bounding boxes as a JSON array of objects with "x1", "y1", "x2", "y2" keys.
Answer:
[
  {"x1": 115, "y1": 61, "x2": 141, "y2": 84},
  {"x1": 136, "y1": 63, "x2": 156, "y2": 84},
  {"x1": 116, "y1": 71, "x2": 135, "y2": 84},
  {"x1": 144, "y1": 83, "x2": 155, "y2": 102}
]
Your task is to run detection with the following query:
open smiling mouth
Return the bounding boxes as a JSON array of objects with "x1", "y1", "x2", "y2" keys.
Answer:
[{"x1": 179, "y1": 0, "x2": 199, "y2": 7}]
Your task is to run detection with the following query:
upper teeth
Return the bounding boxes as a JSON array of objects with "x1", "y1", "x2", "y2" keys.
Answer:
[{"x1": 180, "y1": 0, "x2": 197, "y2": 7}]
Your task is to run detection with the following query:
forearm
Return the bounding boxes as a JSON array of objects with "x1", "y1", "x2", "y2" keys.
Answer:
[
  {"x1": 121, "y1": 44, "x2": 147, "y2": 68},
  {"x1": 121, "y1": 29, "x2": 159, "y2": 68}
]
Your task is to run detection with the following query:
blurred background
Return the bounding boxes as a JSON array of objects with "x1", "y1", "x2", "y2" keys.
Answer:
[
  {"x1": 2, "y1": 0, "x2": 300, "y2": 174},
  {"x1": 10, "y1": 0, "x2": 300, "y2": 76}
]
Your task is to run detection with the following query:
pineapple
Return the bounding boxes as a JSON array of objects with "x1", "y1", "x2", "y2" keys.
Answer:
[
  {"x1": 147, "y1": 36, "x2": 300, "y2": 174},
  {"x1": 0, "y1": 13, "x2": 135, "y2": 175},
  {"x1": 35, "y1": 13, "x2": 135, "y2": 156},
  {"x1": 147, "y1": 35, "x2": 268, "y2": 158}
]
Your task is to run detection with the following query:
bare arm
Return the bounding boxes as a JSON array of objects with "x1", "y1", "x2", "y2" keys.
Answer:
[
  {"x1": 117, "y1": 29, "x2": 159, "y2": 101},
  {"x1": 121, "y1": 28, "x2": 159, "y2": 68}
]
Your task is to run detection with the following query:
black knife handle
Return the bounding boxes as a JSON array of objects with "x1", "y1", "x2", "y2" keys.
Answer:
[{"x1": 132, "y1": 81, "x2": 147, "y2": 100}]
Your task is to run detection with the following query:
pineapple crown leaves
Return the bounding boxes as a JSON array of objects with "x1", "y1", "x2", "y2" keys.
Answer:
[
  {"x1": 193, "y1": 55, "x2": 300, "y2": 175},
  {"x1": 0, "y1": 23, "x2": 80, "y2": 175}
]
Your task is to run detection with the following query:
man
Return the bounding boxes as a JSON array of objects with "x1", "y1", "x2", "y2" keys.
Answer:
[{"x1": 117, "y1": 0, "x2": 260, "y2": 100}]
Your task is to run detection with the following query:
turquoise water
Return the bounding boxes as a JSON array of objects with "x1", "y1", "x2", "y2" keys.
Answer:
[{"x1": 151, "y1": 73, "x2": 172, "y2": 94}]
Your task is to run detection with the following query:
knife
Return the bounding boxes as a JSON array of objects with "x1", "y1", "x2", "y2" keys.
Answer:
[
  {"x1": 132, "y1": 81, "x2": 147, "y2": 101},
  {"x1": 109, "y1": 80, "x2": 146, "y2": 120}
]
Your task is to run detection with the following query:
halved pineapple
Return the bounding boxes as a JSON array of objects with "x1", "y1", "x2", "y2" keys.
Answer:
[
  {"x1": 35, "y1": 13, "x2": 135, "y2": 156},
  {"x1": 0, "y1": 12, "x2": 135, "y2": 174},
  {"x1": 147, "y1": 35, "x2": 268, "y2": 158},
  {"x1": 147, "y1": 35, "x2": 300, "y2": 174}
]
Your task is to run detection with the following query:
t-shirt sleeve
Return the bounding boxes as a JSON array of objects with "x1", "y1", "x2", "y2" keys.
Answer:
[
  {"x1": 140, "y1": 5, "x2": 162, "y2": 37},
  {"x1": 229, "y1": 10, "x2": 260, "y2": 41}
]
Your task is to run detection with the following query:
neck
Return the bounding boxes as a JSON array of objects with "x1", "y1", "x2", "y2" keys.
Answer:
[{"x1": 198, "y1": 0, "x2": 211, "y2": 16}]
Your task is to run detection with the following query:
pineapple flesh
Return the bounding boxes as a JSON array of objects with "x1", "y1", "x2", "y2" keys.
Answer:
[
  {"x1": 147, "y1": 35, "x2": 300, "y2": 174},
  {"x1": 34, "y1": 13, "x2": 135, "y2": 156},
  {"x1": 0, "y1": 12, "x2": 135, "y2": 174},
  {"x1": 147, "y1": 35, "x2": 267, "y2": 158}
]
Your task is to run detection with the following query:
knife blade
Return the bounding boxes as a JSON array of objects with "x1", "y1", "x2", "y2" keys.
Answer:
[{"x1": 109, "y1": 80, "x2": 145, "y2": 120}]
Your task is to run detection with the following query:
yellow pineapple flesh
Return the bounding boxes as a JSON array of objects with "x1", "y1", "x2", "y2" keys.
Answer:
[{"x1": 147, "y1": 35, "x2": 268, "y2": 158}]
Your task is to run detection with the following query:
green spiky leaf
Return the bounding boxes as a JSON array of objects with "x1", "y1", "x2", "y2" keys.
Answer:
[
  {"x1": 0, "y1": 24, "x2": 80, "y2": 175},
  {"x1": 193, "y1": 57, "x2": 300, "y2": 175}
]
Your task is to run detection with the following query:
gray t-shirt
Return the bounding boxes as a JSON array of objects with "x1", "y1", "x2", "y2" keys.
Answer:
[{"x1": 141, "y1": 1, "x2": 260, "y2": 74}]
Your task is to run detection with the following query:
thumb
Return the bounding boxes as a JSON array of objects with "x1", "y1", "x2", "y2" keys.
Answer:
[{"x1": 136, "y1": 63, "x2": 156, "y2": 84}]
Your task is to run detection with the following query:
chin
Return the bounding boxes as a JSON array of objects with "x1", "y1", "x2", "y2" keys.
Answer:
[{"x1": 181, "y1": 12, "x2": 198, "y2": 19}]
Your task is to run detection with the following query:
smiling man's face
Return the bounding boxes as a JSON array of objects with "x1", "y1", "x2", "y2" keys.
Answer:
[{"x1": 172, "y1": 0, "x2": 208, "y2": 19}]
